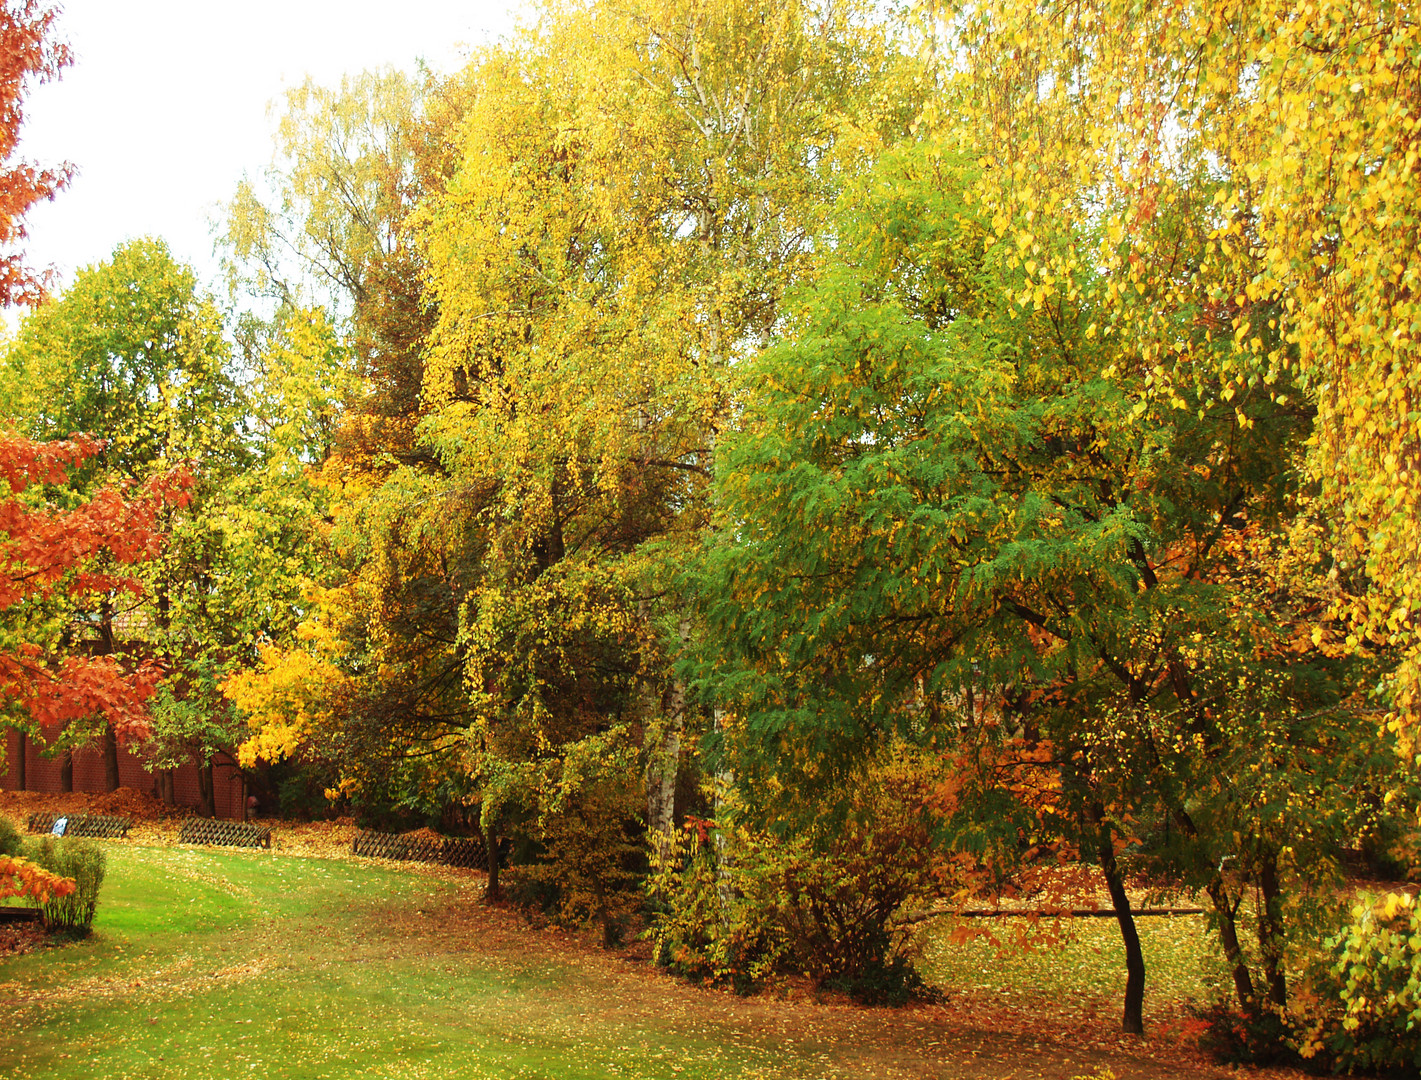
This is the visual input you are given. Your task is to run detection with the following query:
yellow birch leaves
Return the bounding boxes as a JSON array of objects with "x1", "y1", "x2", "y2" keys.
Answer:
[{"x1": 937, "y1": 0, "x2": 1421, "y2": 731}]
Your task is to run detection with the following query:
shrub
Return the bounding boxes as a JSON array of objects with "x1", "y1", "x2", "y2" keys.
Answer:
[
  {"x1": 505, "y1": 770, "x2": 647, "y2": 947},
  {"x1": 26, "y1": 836, "x2": 106, "y2": 936},
  {"x1": 647, "y1": 822, "x2": 790, "y2": 995},
  {"x1": 0, "y1": 814, "x2": 23, "y2": 857},
  {"x1": 1192, "y1": 1002, "x2": 1298, "y2": 1068},
  {"x1": 1294, "y1": 892, "x2": 1421, "y2": 1072},
  {"x1": 650, "y1": 753, "x2": 948, "y2": 1004},
  {"x1": 776, "y1": 768, "x2": 945, "y2": 1005}
]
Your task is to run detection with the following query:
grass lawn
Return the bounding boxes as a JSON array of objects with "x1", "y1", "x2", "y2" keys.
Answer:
[
  {"x1": 0, "y1": 842, "x2": 1259, "y2": 1080},
  {"x1": 918, "y1": 909, "x2": 1218, "y2": 1022}
]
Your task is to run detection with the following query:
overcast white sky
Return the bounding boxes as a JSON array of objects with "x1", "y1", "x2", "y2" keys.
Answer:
[{"x1": 15, "y1": 0, "x2": 529, "y2": 301}]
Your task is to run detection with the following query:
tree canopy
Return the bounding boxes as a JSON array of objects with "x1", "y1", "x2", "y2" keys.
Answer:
[
  {"x1": 0, "y1": 431, "x2": 186, "y2": 737},
  {"x1": 0, "y1": 0, "x2": 71, "y2": 306},
  {"x1": 3, "y1": 0, "x2": 1414, "y2": 1049}
]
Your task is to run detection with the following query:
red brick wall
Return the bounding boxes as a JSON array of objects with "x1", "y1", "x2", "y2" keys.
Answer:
[{"x1": 2, "y1": 729, "x2": 246, "y2": 819}]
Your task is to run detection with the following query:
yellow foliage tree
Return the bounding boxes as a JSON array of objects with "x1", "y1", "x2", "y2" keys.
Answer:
[
  {"x1": 932, "y1": 0, "x2": 1421, "y2": 735},
  {"x1": 415, "y1": 0, "x2": 922, "y2": 840},
  {"x1": 222, "y1": 585, "x2": 354, "y2": 769}
]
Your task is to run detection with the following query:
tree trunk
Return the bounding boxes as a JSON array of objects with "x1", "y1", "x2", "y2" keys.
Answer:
[
  {"x1": 1167, "y1": 804, "x2": 1257, "y2": 1008},
  {"x1": 1258, "y1": 849, "x2": 1288, "y2": 1008},
  {"x1": 1205, "y1": 877, "x2": 1257, "y2": 1007},
  {"x1": 711, "y1": 712, "x2": 736, "y2": 928},
  {"x1": 646, "y1": 714, "x2": 681, "y2": 843},
  {"x1": 646, "y1": 618, "x2": 689, "y2": 849},
  {"x1": 15, "y1": 732, "x2": 24, "y2": 791},
  {"x1": 158, "y1": 769, "x2": 175, "y2": 805},
  {"x1": 1093, "y1": 808, "x2": 1145, "y2": 1035},
  {"x1": 198, "y1": 760, "x2": 215, "y2": 818},
  {"x1": 482, "y1": 819, "x2": 502, "y2": 903},
  {"x1": 59, "y1": 750, "x2": 73, "y2": 792},
  {"x1": 98, "y1": 597, "x2": 120, "y2": 792},
  {"x1": 101, "y1": 722, "x2": 120, "y2": 792}
]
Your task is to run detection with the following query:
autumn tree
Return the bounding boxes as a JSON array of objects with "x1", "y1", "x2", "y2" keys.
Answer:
[
  {"x1": 222, "y1": 471, "x2": 490, "y2": 833},
  {"x1": 0, "y1": 2, "x2": 179, "y2": 784},
  {"x1": 1, "y1": 239, "x2": 251, "y2": 793},
  {"x1": 0, "y1": 0, "x2": 72, "y2": 306},
  {"x1": 0, "y1": 431, "x2": 186, "y2": 752},
  {"x1": 221, "y1": 67, "x2": 435, "y2": 465},
  {"x1": 690, "y1": 135, "x2": 1394, "y2": 1032},
  {"x1": 923, "y1": 0, "x2": 1421, "y2": 748}
]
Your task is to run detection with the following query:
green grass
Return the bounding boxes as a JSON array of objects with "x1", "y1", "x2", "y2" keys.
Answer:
[
  {"x1": 0, "y1": 845, "x2": 861, "y2": 1080},
  {"x1": 915, "y1": 910, "x2": 1222, "y2": 1019},
  {"x1": 0, "y1": 844, "x2": 1246, "y2": 1079}
]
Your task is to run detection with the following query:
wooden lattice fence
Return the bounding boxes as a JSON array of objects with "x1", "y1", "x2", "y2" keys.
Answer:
[
  {"x1": 352, "y1": 830, "x2": 489, "y2": 870},
  {"x1": 178, "y1": 818, "x2": 272, "y2": 849},
  {"x1": 25, "y1": 812, "x2": 131, "y2": 839}
]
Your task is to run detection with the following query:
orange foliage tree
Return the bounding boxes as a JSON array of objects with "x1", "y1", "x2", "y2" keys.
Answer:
[
  {"x1": 0, "y1": 852, "x2": 72, "y2": 903},
  {"x1": 0, "y1": 0, "x2": 72, "y2": 306},
  {"x1": 0, "y1": 431, "x2": 188, "y2": 740}
]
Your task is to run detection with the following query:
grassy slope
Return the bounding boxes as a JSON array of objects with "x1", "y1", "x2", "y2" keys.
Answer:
[
  {"x1": 0, "y1": 844, "x2": 1241, "y2": 1080},
  {"x1": 0, "y1": 846, "x2": 798, "y2": 1080}
]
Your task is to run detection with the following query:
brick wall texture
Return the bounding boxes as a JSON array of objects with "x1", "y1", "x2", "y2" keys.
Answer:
[{"x1": 2, "y1": 729, "x2": 246, "y2": 820}]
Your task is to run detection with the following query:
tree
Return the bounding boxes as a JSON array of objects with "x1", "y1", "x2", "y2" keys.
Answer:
[
  {"x1": 124, "y1": 303, "x2": 342, "y2": 812},
  {"x1": 0, "y1": 430, "x2": 186, "y2": 744},
  {"x1": 222, "y1": 67, "x2": 426, "y2": 320},
  {"x1": 0, "y1": 0, "x2": 72, "y2": 306},
  {"x1": 0, "y1": 3, "x2": 178, "y2": 783},
  {"x1": 692, "y1": 137, "x2": 1388, "y2": 1033},
  {"x1": 221, "y1": 68, "x2": 436, "y2": 467},
  {"x1": 2, "y1": 237, "x2": 242, "y2": 480},
  {"x1": 2, "y1": 238, "x2": 244, "y2": 790},
  {"x1": 217, "y1": 67, "x2": 486, "y2": 834},
  {"x1": 927, "y1": 0, "x2": 1421, "y2": 742}
]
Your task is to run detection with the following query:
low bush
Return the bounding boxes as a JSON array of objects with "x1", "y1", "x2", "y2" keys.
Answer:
[
  {"x1": 26, "y1": 836, "x2": 106, "y2": 936},
  {"x1": 505, "y1": 769, "x2": 647, "y2": 948},
  {"x1": 0, "y1": 814, "x2": 23, "y2": 857},
  {"x1": 647, "y1": 822, "x2": 791, "y2": 995},
  {"x1": 1294, "y1": 891, "x2": 1421, "y2": 1073},
  {"x1": 777, "y1": 771, "x2": 945, "y2": 1005},
  {"x1": 1192, "y1": 1002, "x2": 1299, "y2": 1069},
  {"x1": 650, "y1": 752, "x2": 948, "y2": 1004}
]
